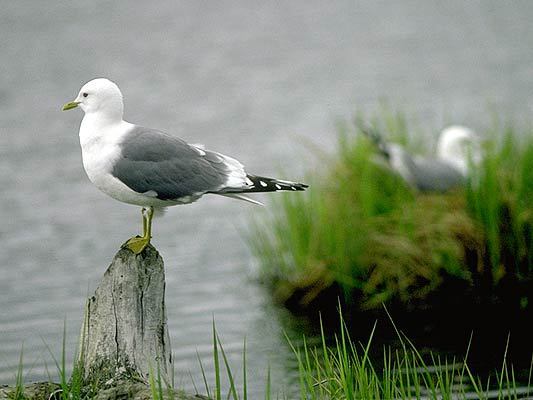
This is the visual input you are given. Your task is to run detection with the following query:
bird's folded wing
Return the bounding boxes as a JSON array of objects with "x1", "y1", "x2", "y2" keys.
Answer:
[{"x1": 112, "y1": 126, "x2": 231, "y2": 200}]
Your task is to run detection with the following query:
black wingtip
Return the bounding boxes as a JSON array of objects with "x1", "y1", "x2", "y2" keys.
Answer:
[
  {"x1": 215, "y1": 175, "x2": 308, "y2": 195},
  {"x1": 292, "y1": 182, "x2": 309, "y2": 191},
  {"x1": 236, "y1": 175, "x2": 308, "y2": 193}
]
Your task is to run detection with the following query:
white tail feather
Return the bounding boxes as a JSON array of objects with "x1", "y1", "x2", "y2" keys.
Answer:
[{"x1": 218, "y1": 193, "x2": 264, "y2": 206}]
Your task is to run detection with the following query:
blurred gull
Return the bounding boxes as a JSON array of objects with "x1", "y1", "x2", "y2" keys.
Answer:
[
  {"x1": 62, "y1": 78, "x2": 307, "y2": 254},
  {"x1": 360, "y1": 123, "x2": 481, "y2": 192}
]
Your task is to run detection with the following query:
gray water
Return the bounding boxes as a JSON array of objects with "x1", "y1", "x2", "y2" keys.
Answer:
[{"x1": 2, "y1": 1, "x2": 533, "y2": 397}]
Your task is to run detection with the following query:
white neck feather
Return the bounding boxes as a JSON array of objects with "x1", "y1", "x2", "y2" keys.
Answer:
[
  {"x1": 436, "y1": 127, "x2": 480, "y2": 177},
  {"x1": 79, "y1": 113, "x2": 131, "y2": 148}
]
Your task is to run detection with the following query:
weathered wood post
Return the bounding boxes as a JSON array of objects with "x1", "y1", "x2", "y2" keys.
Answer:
[
  {"x1": 0, "y1": 245, "x2": 209, "y2": 400},
  {"x1": 79, "y1": 244, "x2": 173, "y2": 384}
]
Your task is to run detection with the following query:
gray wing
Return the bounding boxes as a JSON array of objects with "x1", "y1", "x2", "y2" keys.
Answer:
[
  {"x1": 384, "y1": 143, "x2": 464, "y2": 192},
  {"x1": 409, "y1": 157, "x2": 465, "y2": 192},
  {"x1": 112, "y1": 126, "x2": 229, "y2": 200}
]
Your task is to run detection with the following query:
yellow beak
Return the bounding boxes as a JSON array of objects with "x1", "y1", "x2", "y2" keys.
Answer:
[{"x1": 62, "y1": 101, "x2": 80, "y2": 111}]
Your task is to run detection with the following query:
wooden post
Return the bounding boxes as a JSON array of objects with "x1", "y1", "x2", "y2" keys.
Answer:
[
  {"x1": 0, "y1": 245, "x2": 208, "y2": 400},
  {"x1": 79, "y1": 244, "x2": 173, "y2": 384}
]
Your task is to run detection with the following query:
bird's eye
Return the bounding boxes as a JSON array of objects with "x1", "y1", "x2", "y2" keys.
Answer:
[{"x1": 82, "y1": 92, "x2": 88, "y2": 98}]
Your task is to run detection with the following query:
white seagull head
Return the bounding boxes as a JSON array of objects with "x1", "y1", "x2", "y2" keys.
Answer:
[
  {"x1": 436, "y1": 125, "x2": 481, "y2": 176},
  {"x1": 63, "y1": 78, "x2": 124, "y2": 120}
]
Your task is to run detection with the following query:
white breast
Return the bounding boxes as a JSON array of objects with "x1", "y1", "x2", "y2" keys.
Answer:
[
  {"x1": 79, "y1": 118, "x2": 168, "y2": 207},
  {"x1": 79, "y1": 118, "x2": 126, "y2": 187}
]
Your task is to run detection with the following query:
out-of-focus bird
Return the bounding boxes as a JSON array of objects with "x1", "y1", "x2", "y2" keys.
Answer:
[{"x1": 358, "y1": 122, "x2": 481, "y2": 192}]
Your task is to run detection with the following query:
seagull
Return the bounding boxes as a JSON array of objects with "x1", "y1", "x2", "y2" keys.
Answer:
[
  {"x1": 63, "y1": 78, "x2": 307, "y2": 254},
  {"x1": 359, "y1": 122, "x2": 481, "y2": 192}
]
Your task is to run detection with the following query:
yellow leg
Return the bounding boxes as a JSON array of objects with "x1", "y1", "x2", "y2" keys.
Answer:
[
  {"x1": 123, "y1": 207, "x2": 154, "y2": 254},
  {"x1": 142, "y1": 207, "x2": 148, "y2": 237}
]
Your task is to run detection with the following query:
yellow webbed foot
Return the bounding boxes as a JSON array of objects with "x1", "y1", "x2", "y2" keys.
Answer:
[{"x1": 122, "y1": 235, "x2": 150, "y2": 254}]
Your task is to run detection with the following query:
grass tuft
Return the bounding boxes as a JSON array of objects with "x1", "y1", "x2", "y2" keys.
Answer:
[
  {"x1": 11, "y1": 346, "x2": 25, "y2": 400},
  {"x1": 44, "y1": 321, "x2": 84, "y2": 400},
  {"x1": 250, "y1": 113, "x2": 533, "y2": 314}
]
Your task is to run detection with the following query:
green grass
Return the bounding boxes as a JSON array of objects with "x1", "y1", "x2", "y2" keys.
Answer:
[
  {"x1": 250, "y1": 113, "x2": 533, "y2": 311},
  {"x1": 5, "y1": 313, "x2": 532, "y2": 399},
  {"x1": 200, "y1": 310, "x2": 532, "y2": 400},
  {"x1": 148, "y1": 362, "x2": 176, "y2": 400},
  {"x1": 44, "y1": 322, "x2": 85, "y2": 400},
  {"x1": 466, "y1": 128, "x2": 533, "y2": 276},
  {"x1": 11, "y1": 347, "x2": 25, "y2": 400}
]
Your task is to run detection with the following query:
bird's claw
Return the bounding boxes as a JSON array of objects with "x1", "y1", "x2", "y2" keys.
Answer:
[{"x1": 122, "y1": 236, "x2": 150, "y2": 254}]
